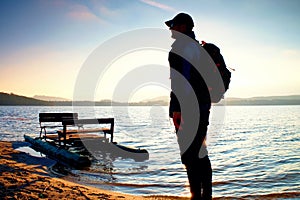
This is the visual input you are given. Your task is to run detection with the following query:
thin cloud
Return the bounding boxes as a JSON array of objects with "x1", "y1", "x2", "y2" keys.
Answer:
[
  {"x1": 140, "y1": 0, "x2": 177, "y2": 12},
  {"x1": 281, "y1": 49, "x2": 300, "y2": 57},
  {"x1": 68, "y1": 4, "x2": 106, "y2": 24}
]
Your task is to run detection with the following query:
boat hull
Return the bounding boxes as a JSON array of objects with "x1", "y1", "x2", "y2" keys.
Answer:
[{"x1": 24, "y1": 134, "x2": 91, "y2": 169}]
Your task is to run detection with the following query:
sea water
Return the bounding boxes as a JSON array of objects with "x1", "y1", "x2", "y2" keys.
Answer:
[{"x1": 0, "y1": 105, "x2": 299, "y2": 199}]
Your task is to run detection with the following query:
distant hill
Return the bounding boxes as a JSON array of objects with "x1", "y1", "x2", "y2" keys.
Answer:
[
  {"x1": 140, "y1": 96, "x2": 169, "y2": 102},
  {"x1": 220, "y1": 95, "x2": 300, "y2": 105},
  {"x1": 33, "y1": 95, "x2": 70, "y2": 101},
  {"x1": 0, "y1": 92, "x2": 53, "y2": 106},
  {"x1": 138, "y1": 95, "x2": 300, "y2": 106},
  {"x1": 0, "y1": 92, "x2": 299, "y2": 106},
  {"x1": 136, "y1": 96, "x2": 169, "y2": 106}
]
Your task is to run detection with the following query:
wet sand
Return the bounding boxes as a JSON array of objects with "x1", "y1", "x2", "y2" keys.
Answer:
[{"x1": 0, "y1": 141, "x2": 188, "y2": 200}]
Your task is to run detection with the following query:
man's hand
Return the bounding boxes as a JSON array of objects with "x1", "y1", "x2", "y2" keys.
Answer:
[{"x1": 173, "y1": 112, "x2": 183, "y2": 131}]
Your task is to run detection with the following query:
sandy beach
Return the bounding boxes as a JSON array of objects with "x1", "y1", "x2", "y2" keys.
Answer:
[
  {"x1": 0, "y1": 141, "x2": 189, "y2": 200},
  {"x1": 2, "y1": 140, "x2": 298, "y2": 200}
]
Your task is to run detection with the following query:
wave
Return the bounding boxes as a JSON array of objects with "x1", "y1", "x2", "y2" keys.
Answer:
[
  {"x1": 141, "y1": 192, "x2": 300, "y2": 200},
  {"x1": 0, "y1": 116, "x2": 29, "y2": 121},
  {"x1": 102, "y1": 182, "x2": 183, "y2": 189},
  {"x1": 213, "y1": 191, "x2": 300, "y2": 199}
]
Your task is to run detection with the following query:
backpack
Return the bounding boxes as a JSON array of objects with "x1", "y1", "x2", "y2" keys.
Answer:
[{"x1": 201, "y1": 41, "x2": 231, "y2": 103}]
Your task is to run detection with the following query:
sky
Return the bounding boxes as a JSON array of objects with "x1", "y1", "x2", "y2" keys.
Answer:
[{"x1": 0, "y1": 0, "x2": 300, "y2": 102}]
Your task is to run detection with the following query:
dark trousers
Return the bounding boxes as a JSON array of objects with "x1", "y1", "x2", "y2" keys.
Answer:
[
  {"x1": 177, "y1": 104, "x2": 212, "y2": 200},
  {"x1": 185, "y1": 155, "x2": 212, "y2": 200}
]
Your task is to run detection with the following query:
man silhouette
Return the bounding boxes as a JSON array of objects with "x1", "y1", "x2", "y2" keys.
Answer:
[{"x1": 166, "y1": 13, "x2": 212, "y2": 200}]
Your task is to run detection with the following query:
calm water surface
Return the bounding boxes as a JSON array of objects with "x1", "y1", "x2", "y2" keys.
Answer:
[{"x1": 0, "y1": 105, "x2": 299, "y2": 199}]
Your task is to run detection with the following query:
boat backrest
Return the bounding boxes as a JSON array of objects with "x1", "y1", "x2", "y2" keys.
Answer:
[
  {"x1": 62, "y1": 118, "x2": 115, "y2": 141},
  {"x1": 39, "y1": 113, "x2": 78, "y2": 123}
]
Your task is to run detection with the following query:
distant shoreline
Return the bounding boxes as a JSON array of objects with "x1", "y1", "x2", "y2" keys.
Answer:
[{"x1": 1, "y1": 92, "x2": 300, "y2": 106}]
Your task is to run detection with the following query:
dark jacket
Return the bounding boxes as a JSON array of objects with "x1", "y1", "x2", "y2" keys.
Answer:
[{"x1": 169, "y1": 31, "x2": 211, "y2": 117}]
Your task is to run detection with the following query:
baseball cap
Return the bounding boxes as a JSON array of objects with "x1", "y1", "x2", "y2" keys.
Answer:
[{"x1": 165, "y1": 13, "x2": 194, "y2": 29}]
